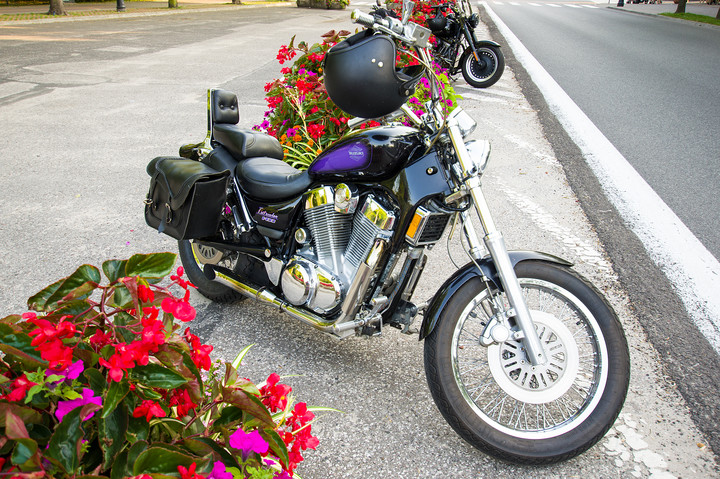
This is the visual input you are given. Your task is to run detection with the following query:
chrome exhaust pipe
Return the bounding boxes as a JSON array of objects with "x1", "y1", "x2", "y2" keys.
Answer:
[{"x1": 203, "y1": 265, "x2": 366, "y2": 338}]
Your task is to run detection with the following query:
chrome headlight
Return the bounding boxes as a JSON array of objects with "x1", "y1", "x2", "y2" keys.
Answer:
[
  {"x1": 466, "y1": 140, "x2": 491, "y2": 176},
  {"x1": 448, "y1": 107, "x2": 477, "y2": 139}
]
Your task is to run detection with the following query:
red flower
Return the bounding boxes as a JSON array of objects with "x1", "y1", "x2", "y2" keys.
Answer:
[
  {"x1": 140, "y1": 316, "x2": 166, "y2": 349},
  {"x1": 260, "y1": 372, "x2": 292, "y2": 413},
  {"x1": 307, "y1": 123, "x2": 326, "y2": 140},
  {"x1": 99, "y1": 343, "x2": 137, "y2": 382},
  {"x1": 89, "y1": 329, "x2": 112, "y2": 349},
  {"x1": 36, "y1": 338, "x2": 74, "y2": 370},
  {"x1": 266, "y1": 96, "x2": 283, "y2": 109},
  {"x1": 183, "y1": 328, "x2": 214, "y2": 371},
  {"x1": 276, "y1": 45, "x2": 297, "y2": 65},
  {"x1": 133, "y1": 400, "x2": 167, "y2": 422},
  {"x1": 308, "y1": 52, "x2": 325, "y2": 63},
  {"x1": 161, "y1": 297, "x2": 196, "y2": 322},
  {"x1": 138, "y1": 284, "x2": 155, "y2": 303},
  {"x1": 4, "y1": 374, "x2": 37, "y2": 402},
  {"x1": 168, "y1": 389, "x2": 197, "y2": 418},
  {"x1": 28, "y1": 316, "x2": 76, "y2": 347}
]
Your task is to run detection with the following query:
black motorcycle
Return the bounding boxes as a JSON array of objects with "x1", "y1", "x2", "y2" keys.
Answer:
[
  {"x1": 144, "y1": 0, "x2": 629, "y2": 464},
  {"x1": 427, "y1": 0, "x2": 504, "y2": 88}
]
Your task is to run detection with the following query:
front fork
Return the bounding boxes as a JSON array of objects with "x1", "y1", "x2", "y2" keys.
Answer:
[{"x1": 447, "y1": 123, "x2": 548, "y2": 366}]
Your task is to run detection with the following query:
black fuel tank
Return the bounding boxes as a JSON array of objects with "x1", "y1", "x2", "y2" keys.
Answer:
[{"x1": 308, "y1": 126, "x2": 425, "y2": 182}]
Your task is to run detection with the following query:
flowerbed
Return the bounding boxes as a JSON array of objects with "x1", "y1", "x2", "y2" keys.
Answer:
[
  {"x1": 255, "y1": 17, "x2": 461, "y2": 170},
  {"x1": 0, "y1": 253, "x2": 322, "y2": 478}
]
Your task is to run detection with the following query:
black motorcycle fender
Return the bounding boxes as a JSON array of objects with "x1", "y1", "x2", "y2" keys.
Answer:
[
  {"x1": 474, "y1": 40, "x2": 501, "y2": 49},
  {"x1": 418, "y1": 251, "x2": 571, "y2": 340}
]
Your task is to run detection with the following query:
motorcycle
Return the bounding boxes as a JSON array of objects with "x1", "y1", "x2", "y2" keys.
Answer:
[
  {"x1": 144, "y1": 1, "x2": 629, "y2": 464},
  {"x1": 426, "y1": 0, "x2": 505, "y2": 88}
]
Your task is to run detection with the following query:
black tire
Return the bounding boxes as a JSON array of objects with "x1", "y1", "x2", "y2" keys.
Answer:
[
  {"x1": 424, "y1": 260, "x2": 630, "y2": 464},
  {"x1": 177, "y1": 240, "x2": 244, "y2": 303},
  {"x1": 460, "y1": 44, "x2": 504, "y2": 88}
]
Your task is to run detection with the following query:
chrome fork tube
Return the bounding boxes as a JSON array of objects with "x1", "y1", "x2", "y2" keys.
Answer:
[{"x1": 448, "y1": 124, "x2": 547, "y2": 366}]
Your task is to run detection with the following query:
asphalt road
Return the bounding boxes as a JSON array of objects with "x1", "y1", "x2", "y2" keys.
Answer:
[
  {"x1": 478, "y1": 0, "x2": 720, "y2": 464},
  {"x1": 0, "y1": 4, "x2": 718, "y2": 478},
  {"x1": 484, "y1": 0, "x2": 720, "y2": 259}
]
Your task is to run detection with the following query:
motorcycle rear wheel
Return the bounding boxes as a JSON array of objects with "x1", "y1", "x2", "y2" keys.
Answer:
[
  {"x1": 178, "y1": 240, "x2": 244, "y2": 303},
  {"x1": 423, "y1": 260, "x2": 629, "y2": 464},
  {"x1": 460, "y1": 44, "x2": 504, "y2": 88}
]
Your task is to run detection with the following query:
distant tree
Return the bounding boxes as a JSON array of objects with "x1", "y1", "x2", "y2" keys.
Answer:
[
  {"x1": 169, "y1": 0, "x2": 178, "y2": 7},
  {"x1": 48, "y1": 0, "x2": 67, "y2": 15},
  {"x1": 716, "y1": 7, "x2": 719, "y2": 19},
  {"x1": 675, "y1": 0, "x2": 686, "y2": 13}
]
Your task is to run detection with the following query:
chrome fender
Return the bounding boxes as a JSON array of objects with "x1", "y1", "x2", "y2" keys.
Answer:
[{"x1": 418, "y1": 251, "x2": 571, "y2": 340}]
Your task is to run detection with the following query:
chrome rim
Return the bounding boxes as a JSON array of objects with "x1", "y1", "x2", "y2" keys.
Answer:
[
  {"x1": 465, "y1": 48, "x2": 498, "y2": 81},
  {"x1": 451, "y1": 278, "x2": 608, "y2": 439},
  {"x1": 190, "y1": 241, "x2": 237, "y2": 269}
]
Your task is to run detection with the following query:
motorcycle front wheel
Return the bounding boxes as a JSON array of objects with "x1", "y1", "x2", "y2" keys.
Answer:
[
  {"x1": 424, "y1": 260, "x2": 630, "y2": 464},
  {"x1": 460, "y1": 44, "x2": 504, "y2": 88}
]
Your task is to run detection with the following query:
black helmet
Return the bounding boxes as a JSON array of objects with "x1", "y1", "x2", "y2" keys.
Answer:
[{"x1": 324, "y1": 31, "x2": 424, "y2": 119}]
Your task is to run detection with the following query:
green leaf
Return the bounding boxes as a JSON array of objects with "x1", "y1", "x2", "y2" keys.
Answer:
[
  {"x1": 47, "y1": 406, "x2": 84, "y2": 474},
  {"x1": 126, "y1": 415, "x2": 149, "y2": 442},
  {"x1": 125, "y1": 253, "x2": 177, "y2": 279},
  {"x1": 126, "y1": 440, "x2": 148, "y2": 469},
  {"x1": 132, "y1": 446, "x2": 199, "y2": 475},
  {"x1": 262, "y1": 428, "x2": 289, "y2": 470},
  {"x1": 215, "y1": 405, "x2": 244, "y2": 427},
  {"x1": 129, "y1": 363, "x2": 189, "y2": 389},
  {"x1": 102, "y1": 380, "x2": 130, "y2": 418},
  {"x1": 0, "y1": 403, "x2": 42, "y2": 427},
  {"x1": 26, "y1": 277, "x2": 64, "y2": 312},
  {"x1": 109, "y1": 449, "x2": 129, "y2": 479},
  {"x1": 12, "y1": 437, "x2": 38, "y2": 466},
  {"x1": 84, "y1": 367, "x2": 107, "y2": 395},
  {"x1": 5, "y1": 409, "x2": 30, "y2": 439},
  {"x1": 34, "y1": 264, "x2": 102, "y2": 311},
  {"x1": 103, "y1": 259, "x2": 128, "y2": 283},
  {"x1": 109, "y1": 286, "x2": 133, "y2": 309},
  {"x1": 100, "y1": 402, "x2": 128, "y2": 469},
  {"x1": 191, "y1": 437, "x2": 239, "y2": 469},
  {"x1": 221, "y1": 387, "x2": 275, "y2": 429}
]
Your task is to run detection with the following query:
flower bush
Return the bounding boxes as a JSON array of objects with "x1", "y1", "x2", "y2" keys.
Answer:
[
  {"x1": 256, "y1": 27, "x2": 461, "y2": 170},
  {"x1": 0, "y1": 253, "x2": 322, "y2": 478}
]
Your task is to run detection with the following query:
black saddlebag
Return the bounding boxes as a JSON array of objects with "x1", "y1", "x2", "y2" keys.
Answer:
[{"x1": 144, "y1": 157, "x2": 230, "y2": 240}]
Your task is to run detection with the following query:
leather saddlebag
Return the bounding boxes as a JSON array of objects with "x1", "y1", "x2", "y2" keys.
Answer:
[{"x1": 144, "y1": 157, "x2": 230, "y2": 240}]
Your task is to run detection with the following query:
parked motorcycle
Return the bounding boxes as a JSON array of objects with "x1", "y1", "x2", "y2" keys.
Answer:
[
  {"x1": 144, "y1": 1, "x2": 629, "y2": 464},
  {"x1": 426, "y1": 0, "x2": 505, "y2": 88}
]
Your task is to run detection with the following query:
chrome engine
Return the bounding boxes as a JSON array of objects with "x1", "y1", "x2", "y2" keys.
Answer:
[{"x1": 281, "y1": 185, "x2": 395, "y2": 314}]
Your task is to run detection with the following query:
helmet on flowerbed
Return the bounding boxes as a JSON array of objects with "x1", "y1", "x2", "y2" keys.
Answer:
[{"x1": 323, "y1": 30, "x2": 425, "y2": 119}]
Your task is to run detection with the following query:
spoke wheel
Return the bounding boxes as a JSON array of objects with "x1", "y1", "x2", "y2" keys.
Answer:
[{"x1": 424, "y1": 261, "x2": 629, "y2": 464}]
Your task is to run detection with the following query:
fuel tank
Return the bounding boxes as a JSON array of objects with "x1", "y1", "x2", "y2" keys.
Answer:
[{"x1": 308, "y1": 126, "x2": 425, "y2": 182}]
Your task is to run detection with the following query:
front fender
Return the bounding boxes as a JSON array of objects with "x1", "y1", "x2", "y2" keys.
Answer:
[
  {"x1": 418, "y1": 251, "x2": 571, "y2": 340},
  {"x1": 474, "y1": 40, "x2": 501, "y2": 48}
]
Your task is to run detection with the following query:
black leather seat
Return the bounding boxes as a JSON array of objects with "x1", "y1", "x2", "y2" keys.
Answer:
[
  {"x1": 236, "y1": 157, "x2": 312, "y2": 201},
  {"x1": 213, "y1": 124, "x2": 284, "y2": 162}
]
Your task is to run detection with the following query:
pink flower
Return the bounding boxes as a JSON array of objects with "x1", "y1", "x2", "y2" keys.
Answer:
[
  {"x1": 55, "y1": 388, "x2": 103, "y2": 422},
  {"x1": 208, "y1": 461, "x2": 233, "y2": 479},
  {"x1": 229, "y1": 428, "x2": 269, "y2": 461},
  {"x1": 47, "y1": 359, "x2": 84, "y2": 382}
]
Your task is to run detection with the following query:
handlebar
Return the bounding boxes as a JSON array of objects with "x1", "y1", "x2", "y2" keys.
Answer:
[{"x1": 351, "y1": 8, "x2": 432, "y2": 48}]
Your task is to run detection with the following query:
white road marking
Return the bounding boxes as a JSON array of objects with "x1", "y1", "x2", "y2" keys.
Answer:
[{"x1": 483, "y1": 2, "x2": 720, "y2": 354}]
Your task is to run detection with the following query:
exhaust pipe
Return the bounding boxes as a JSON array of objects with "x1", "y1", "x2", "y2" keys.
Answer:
[{"x1": 203, "y1": 264, "x2": 366, "y2": 339}]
